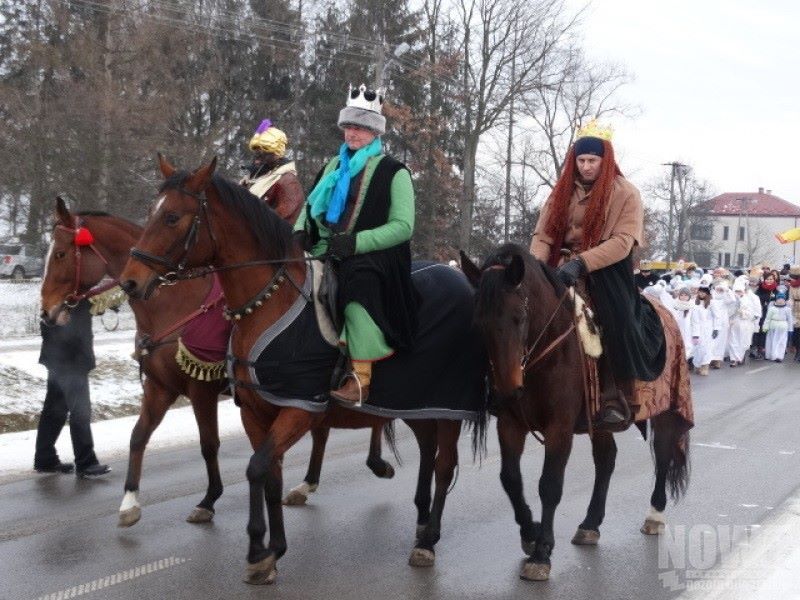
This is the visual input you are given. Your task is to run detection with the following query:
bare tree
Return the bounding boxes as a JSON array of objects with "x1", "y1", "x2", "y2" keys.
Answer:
[{"x1": 456, "y1": 0, "x2": 576, "y2": 251}]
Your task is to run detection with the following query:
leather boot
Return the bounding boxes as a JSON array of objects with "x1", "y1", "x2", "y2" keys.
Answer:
[
  {"x1": 594, "y1": 356, "x2": 631, "y2": 431},
  {"x1": 330, "y1": 361, "x2": 371, "y2": 405}
]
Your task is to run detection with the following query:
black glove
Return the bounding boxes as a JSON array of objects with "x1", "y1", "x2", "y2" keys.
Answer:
[
  {"x1": 293, "y1": 230, "x2": 312, "y2": 252},
  {"x1": 327, "y1": 233, "x2": 357, "y2": 260},
  {"x1": 556, "y1": 257, "x2": 586, "y2": 287},
  {"x1": 712, "y1": 330, "x2": 719, "y2": 339}
]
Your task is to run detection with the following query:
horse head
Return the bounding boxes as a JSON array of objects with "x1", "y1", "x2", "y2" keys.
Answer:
[
  {"x1": 461, "y1": 245, "x2": 530, "y2": 401},
  {"x1": 40, "y1": 197, "x2": 112, "y2": 325},
  {"x1": 120, "y1": 154, "x2": 218, "y2": 299}
]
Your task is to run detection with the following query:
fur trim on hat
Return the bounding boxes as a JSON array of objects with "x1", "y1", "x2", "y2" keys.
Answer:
[{"x1": 338, "y1": 106, "x2": 386, "y2": 135}]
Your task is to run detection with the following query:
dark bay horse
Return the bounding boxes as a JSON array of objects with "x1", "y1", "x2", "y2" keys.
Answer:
[
  {"x1": 118, "y1": 156, "x2": 485, "y2": 585},
  {"x1": 41, "y1": 198, "x2": 226, "y2": 527},
  {"x1": 461, "y1": 244, "x2": 691, "y2": 582}
]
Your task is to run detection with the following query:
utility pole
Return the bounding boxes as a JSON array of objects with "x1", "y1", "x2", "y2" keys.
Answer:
[
  {"x1": 504, "y1": 29, "x2": 517, "y2": 243},
  {"x1": 662, "y1": 161, "x2": 689, "y2": 264}
]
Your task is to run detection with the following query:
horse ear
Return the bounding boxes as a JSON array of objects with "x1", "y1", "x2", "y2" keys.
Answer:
[
  {"x1": 186, "y1": 156, "x2": 217, "y2": 192},
  {"x1": 459, "y1": 250, "x2": 482, "y2": 289},
  {"x1": 55, "y1": 196, "x2": 72, "y2": 227},
  {"x1": 505, "y1": 254, "x2": 525, "y2": 288},
  {"x1": 158, "y1": 152, "x2": 176, "y2": 179}
]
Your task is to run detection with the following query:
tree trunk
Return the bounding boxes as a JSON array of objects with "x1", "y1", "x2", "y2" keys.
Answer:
[{"x1": 459, "y1": 135, "x2": 479, "y2": 252}]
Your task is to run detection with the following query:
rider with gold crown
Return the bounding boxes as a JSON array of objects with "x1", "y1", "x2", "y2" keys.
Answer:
[
  {"x1": 294, "y1": 84, "x2": 417, "y2": 405},
  {"x1": 241, "y1": 119, "x2": 304, "y2": 224},
  {"x1": 530, "y1": 121, "x2": 666, "y2": 430}
]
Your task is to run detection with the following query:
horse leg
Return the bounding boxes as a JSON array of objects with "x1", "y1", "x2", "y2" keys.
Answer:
[
  {"x1": 366, "y1": 423, "x2": 395, "y2": 479},
  {"x1": 642, "y1": 413, "x2": 690, "y2": 535},
  {"x1": 521, "y1": 428, "x2": 573, "y2": 582},
  {"x1": 119, "y1": 378, "x2": 176, "y2": 527},
  {"x1": 185, "y1": 385, "x2": 223, "y2": 523},
  {"x1": 572, "y1": 430, "x2": 617, "y2": 545},
  {"x1": 244, "y1": 407, "x2": 315, "y2": 585},
  {"x1": 405, "y1": 419, "x2": 437, "y2": 542},
  {"x1": 283, "y1": 426, "x2": 328, "y2": 506},
  {"x1": 497, "y1": 414, "x2": 539, "y2": 556},
  {"x1": 410, "y1": 420, "x2": 460, "y2": 567}
]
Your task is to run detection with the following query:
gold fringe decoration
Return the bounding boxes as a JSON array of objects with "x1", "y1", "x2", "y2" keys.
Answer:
[
  {"x1": 175, "y1": 338, "x2": 226, "y2": 381},
  {"x1": 89, "y1": 286, "x2": 128, "y2": 316}
]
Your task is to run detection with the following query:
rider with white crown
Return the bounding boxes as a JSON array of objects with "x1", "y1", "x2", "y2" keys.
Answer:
[
  {"x1": 530, "y1": 120, "x2": 666, "y2": 430},
  {"x1": 241, "y1": 119, "x2": 304, "y2": 224},
  {"x1": 294, "y1": 84, "x2": 418, "y2": 405}
]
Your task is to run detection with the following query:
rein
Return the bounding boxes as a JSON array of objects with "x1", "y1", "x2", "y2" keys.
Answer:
[
  {"x1": 57, "y1": 217, "x2": 117, "y2": 308},
  {"x1": 520, "y1": 288, "x2": 573, "y2": 371}
]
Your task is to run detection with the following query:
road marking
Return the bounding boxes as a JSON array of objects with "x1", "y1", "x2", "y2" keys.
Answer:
[
  {"x1": 746, "y1": 366, "x2": 773, "y2": 374},
  {"x1": 36, "y1": 556, "x2": 189, "y2": 600},
  {"x1": 693, "y1": 442, "x2": 737, "y2": 450}
]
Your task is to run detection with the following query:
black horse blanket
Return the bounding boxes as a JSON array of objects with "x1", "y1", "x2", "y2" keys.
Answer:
[{"x1": 230, "y1": 262, "x2": 487, "y2": 420}]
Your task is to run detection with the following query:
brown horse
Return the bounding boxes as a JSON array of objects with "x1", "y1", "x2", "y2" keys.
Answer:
[
  {"x1": 39, "y1": 198, "x2": 396, "y2": 523},
  {"x1": 461, "y1": 243, "x2": 691, "y2": 582},
  {"x1": 118, "y1": 156, "x2": 485, "y2": 584},
  {"x1": 40, "y1": 198, "x2": 227, "y2": 527}
]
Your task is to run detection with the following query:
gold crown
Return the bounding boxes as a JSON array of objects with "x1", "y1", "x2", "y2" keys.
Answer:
[{"x1": 577, "y1": 119, "x2": 613, "y2": 141}]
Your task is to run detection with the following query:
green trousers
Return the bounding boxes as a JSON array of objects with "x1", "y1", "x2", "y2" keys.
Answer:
[{"x1": 339, "y1": 302, "x2": 394, "y2": 361}]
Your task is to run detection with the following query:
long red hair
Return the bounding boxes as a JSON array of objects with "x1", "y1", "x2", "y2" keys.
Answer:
[{"x1": 543, "y1": 139, "x2": 622, "y2": 266}]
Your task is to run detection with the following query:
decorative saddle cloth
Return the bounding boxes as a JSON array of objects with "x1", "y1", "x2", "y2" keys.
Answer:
[
  {"x1": 230, "y1": 262, "x2": 488, "y2": 421},
  {"x1": 176, "y1": 276, "x2": 231, "y2": 381}
]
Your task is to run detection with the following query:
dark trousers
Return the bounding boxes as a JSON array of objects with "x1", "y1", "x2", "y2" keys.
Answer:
[{"x1": 34, "y1": 371, "x2": 98, "y2": 470}]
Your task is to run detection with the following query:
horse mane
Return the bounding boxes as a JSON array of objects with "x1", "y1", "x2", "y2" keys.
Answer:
[
  {"x1": 160, "y1": 171, "x2": 293, "y2": 261},
  {"x1": 77, "y1": 210, "x2": 111, "y2": 217},
  {"x1": 476, "y1": 243, "x2": 565, "y2": 314}
]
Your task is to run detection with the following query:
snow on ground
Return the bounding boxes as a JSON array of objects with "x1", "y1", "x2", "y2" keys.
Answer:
[
  {"x1": 0, "y1": 333, "x2": 144, "y2": 433},
  {"x1": 0, "y1": 398, "x2": 244, "y2": 481}
]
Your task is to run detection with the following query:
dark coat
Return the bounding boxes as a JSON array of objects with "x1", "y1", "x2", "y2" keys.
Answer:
[{"x1": 39, "y1": 299, "x2": 96, "y2": 373}]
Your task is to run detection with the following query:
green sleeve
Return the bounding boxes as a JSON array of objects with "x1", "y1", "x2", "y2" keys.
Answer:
[
  {"x1": 293, "y1": 205, "x2": 307, "y2": 232},
  {"x1": 355, "y1": 169, "x2": 415, "y2": 254}
]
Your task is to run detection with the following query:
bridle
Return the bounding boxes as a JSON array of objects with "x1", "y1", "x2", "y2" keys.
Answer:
[
  {"x1": 482, "y1": 263, "x2": 575, "y2": 373},
  {"x1": 129, "y1": 185, "x2": 218, "y2": 286},
  {"x1": 129, "y1": 181, "x2": 319, "y2": 289},
  {"x1": 56, "y1": 217, "x2": 117, "y2": 308}
]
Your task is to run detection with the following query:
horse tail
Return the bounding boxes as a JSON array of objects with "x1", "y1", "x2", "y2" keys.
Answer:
[
  {"x1": 466, "y1": 407, "x2": 489, "y2": 463},
  {"x1": 382, "y1": 421, "x2": 402, "y2": 466},
  {"x1": 667, "y1": 429, "x2": 691, "y2": 501}
]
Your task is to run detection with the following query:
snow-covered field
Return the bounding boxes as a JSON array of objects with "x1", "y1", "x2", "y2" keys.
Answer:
[{"x1": 0, "y1": 280, "x2": 144, "y2": 433}]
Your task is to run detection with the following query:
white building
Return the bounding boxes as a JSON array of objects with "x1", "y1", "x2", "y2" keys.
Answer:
[{"x1": 690, "y1": 188, "x2": 800, "y2": 269}]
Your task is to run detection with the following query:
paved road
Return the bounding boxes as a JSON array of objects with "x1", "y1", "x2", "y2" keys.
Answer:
[{"x1": 2, "y1": 361, "x2": 799, "y2": 600}]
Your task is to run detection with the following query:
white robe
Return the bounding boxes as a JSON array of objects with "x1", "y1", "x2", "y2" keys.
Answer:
[
  {"x1": 690, "y1": 301, "x2": 714, "y2": 367},
  {"x1": 710, "y1": 291, "x2": 736, "y2": 361},
  {"x1": 670, "y1": 301, "x2": 694, "y2": 359},
  {"x1": 763, "y1": 303, "x2": 794, "y2": 360},
  {"x1": 727, "y1": 293, "x2": 760, "y2": 363}
]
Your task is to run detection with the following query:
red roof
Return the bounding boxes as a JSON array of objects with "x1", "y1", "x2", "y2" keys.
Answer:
[{"x1": 697, "y1": 192, "x2": 800, "y2": 217}]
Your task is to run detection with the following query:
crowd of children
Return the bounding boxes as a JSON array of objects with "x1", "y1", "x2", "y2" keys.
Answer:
[{"x1": 639, "y1": 264, "x2": 799, "y2": 375}]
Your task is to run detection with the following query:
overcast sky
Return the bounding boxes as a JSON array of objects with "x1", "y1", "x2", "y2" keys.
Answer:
[{"x1": 568, "y1": 0, "x2": 798, "y2": 204}]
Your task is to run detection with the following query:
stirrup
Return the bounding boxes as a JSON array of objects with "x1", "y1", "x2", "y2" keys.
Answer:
[{"x1": 332, "y1": 371, "x2": 364, "y2": 407}]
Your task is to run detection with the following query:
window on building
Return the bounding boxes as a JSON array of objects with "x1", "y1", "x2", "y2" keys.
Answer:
[
  {"x1": 690, "y1": 224, "x2": 713, "y2": 241},
  {"x1": 737, "y1": 253, "x2": 745, "y2": 267},
  {"x1": 724, "y1": 253, "x2": 731, "y2": 267},
  {"x1": 717, "y1": 252, "x2": 722, "y2": 266},
  {"x1": 738, "y1": 227, "x2": 745, "y2": 241},
  {"x1": 723, "y1": 226, "x2": 729, "y2": 240},
  {"x1": 694, "y1": 252, "x2": 712, "y2": 267}
]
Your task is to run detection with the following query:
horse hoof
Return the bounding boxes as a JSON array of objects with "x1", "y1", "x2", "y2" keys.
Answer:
[
  {"x1": 244, "y1": 556, "x2": 277, "y2": 585},
  {"x1": 641, "y1": 519, "x2": 665, "y2": 535},
  {"x1": 381, "y1": 464, "x2": 395, "y2": 479},
  {"x1": 283, "y1": 489, "x2": 308, "y2": 506},
  {"x1": 571, "y1": 528, "x2": 600, "y2": 545},
  {"x1": 408, "y1": 548, "x2": 435, "y2": 567},
  {"x1": 521, "y1": 539, "x2": 535, "y2": 556},
  {"x1": 520, "y1": 561, "x2": 550, "y2": 581},
  {"x1": 118, "y1": 506, "x2": 141, "y2": 528},
  {"x1": 186, "y1": 507, "x2": 214, "y2": 523}
]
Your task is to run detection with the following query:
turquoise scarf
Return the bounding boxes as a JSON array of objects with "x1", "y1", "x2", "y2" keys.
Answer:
[{"x1": 308, "y1": 138, "x2": 382, "y2": 224}]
